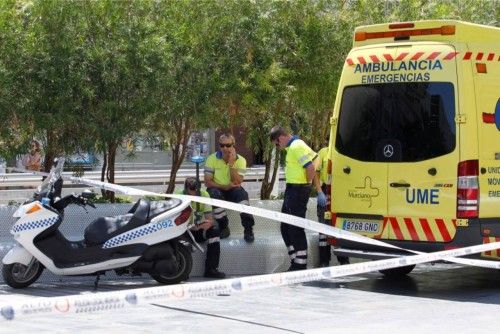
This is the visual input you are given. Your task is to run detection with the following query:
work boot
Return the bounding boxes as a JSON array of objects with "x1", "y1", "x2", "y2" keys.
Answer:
[
  {"x1": 337, "y1": 256, "x2": 350, "y2": 265},
  {"x1": 204, "y1": 268, "x2": 226, "y2": 279},
  {"x1": 243, "y1": 228, "x2": 254, "y2": 243},
  {"x1": 287, "y1": 263, "x2": 306, "y2": 272},
  {"x1": 220, "y1": 227, "x2": 230, "y2": 239}
]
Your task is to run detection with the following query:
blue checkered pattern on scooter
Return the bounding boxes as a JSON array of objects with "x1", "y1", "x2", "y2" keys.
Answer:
[
  {"x1": 103, "y1": 224, "x2": 160, "y2": 249},
  {"x1": 12, "y1": 216, "x2": 59, "y2": 233}
]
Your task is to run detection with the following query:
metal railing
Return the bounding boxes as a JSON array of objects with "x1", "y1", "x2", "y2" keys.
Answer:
[
  {"x1": 0, "y1": 167, "x2": 285, "y2": 203},
  {"x1": 0, "y1": 167, "x2": 283, "y2": 187}
]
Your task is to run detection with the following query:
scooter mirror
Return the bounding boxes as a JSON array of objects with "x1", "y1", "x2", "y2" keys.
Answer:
[{"x1": 81, "y1": 189, "x2": 96, "y2": 199}]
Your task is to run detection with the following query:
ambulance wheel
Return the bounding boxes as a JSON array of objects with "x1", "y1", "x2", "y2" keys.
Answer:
[
  {"x1": 379, "y1": 264, "x2": 415, "y2": 278},
  {"x1": 151, "y1": 244, "x2": 192, "y2": 285},
  {"x1": 2, "y1": 261, "x2": 44, "y2": 288}
]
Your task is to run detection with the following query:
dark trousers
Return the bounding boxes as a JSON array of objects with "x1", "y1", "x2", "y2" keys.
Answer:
[
  {"x1": 317, "y1": 198, "x2": 331, "y2": 264},
  {"x1": 207, "y1": 187, "x2": 255, "y2": 230},
  {"x1": 317, "y1": 183, "x2": 349, "y2": 265},
  {"x1": 191, "y1": 227, "x2": 220, "y2": 271},
  {"x1": 281, "y1": 184, "x2": 311, "y2": 270}
]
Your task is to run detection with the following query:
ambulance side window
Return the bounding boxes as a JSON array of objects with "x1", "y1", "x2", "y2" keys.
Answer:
[{"x1": 336, "y1": 82, "x2": 456, "y2": 162}]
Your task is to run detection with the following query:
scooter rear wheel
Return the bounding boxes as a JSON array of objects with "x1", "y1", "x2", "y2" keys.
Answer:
[
  {"x1": 2, "y1": 260, "x2": 44, "y2": 288},
  {"x1": 151, "y1": 243, "x2": 192, "y2": 285}
]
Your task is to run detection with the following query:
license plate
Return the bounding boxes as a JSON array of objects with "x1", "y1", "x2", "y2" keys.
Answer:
[{"x1": 341, "y1": 219, "x2": 381, "y2": 234}]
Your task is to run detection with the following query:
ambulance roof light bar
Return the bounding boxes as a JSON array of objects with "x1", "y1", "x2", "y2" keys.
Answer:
[{"x1": 355, "y1": 24, "x2": 456, "y2": 42}]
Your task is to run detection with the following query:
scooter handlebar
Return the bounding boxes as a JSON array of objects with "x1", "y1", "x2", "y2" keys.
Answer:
[
  {"x1": 54, "y1": 194, "x2": 96, "y2": 211},
  {"x1": 75, "y1": 195, "x2": 96, "y2": 209}
]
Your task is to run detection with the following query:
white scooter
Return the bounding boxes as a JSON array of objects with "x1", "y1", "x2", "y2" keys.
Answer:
[{"x1": 2, "y1": 158, "x2": 195, "y2": 288}]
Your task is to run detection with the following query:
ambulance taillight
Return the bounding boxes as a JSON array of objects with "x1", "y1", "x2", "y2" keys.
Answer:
[
  {"x1": 326, "y1": 159, "x2": 332, "y2": 211},
  {"x1": 457, "y1": 160, "x2": 479, "y2": 218},
  {"x1": 326, "y1": 158, "x2": 338, "y2": 245}
]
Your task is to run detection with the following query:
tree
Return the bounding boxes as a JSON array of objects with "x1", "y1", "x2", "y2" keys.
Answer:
[
  {"x1": 78, "y1": 0, "x2": 157, "y2": 200},
  {"x1": 145, "y1": 0, "x2": 224, "y2": 193},
  {"x1": 0, "y1": 0, "x2": 93, "y2": 169},
  {"x1": 0, "y1": 0, "x2": 30, "y2": 159}
]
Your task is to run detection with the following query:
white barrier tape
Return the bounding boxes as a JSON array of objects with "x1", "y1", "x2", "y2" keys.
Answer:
[
  {"x1": 68, "y1": 175, "x2": 500, "y2": 269},
  {"x1": 1, "y1": 240, "x2": 500, "y2": 321},
  {"x1": 68, "y1": 176, "x2": 402, "y2": 251},
  {"x1": 2, "y1": 170, "x2": 498, "y2": 268},
  {"x1": 411, "y1": 251, "x2": 500, "y2": 269}
]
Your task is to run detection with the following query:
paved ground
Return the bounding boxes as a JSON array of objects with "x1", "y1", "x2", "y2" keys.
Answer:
[{"x1": 1, "y1": 263, "x2": 499, "y2": 333}]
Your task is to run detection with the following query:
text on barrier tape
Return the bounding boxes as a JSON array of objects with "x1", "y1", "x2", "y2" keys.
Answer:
[{"x1": 1, "y1": 240, "x2": 500, "y2": 321}]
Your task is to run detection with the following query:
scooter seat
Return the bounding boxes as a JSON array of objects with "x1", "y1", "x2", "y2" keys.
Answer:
[
  {"x1": 84, "y1": 214, "x2": 134, "y2": 246},
  {"x1": 84, "y1": 199, "x2": 152, "y2": 246}
]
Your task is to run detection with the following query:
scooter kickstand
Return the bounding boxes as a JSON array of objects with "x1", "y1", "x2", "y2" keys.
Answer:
[{"x1": 93, "y1": 275, "x2": 100, "y2": 291}]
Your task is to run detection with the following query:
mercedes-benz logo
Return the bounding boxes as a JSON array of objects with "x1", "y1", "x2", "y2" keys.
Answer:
[{"x1": 383, "y1": 144, "x2": 394, "y2": 158}]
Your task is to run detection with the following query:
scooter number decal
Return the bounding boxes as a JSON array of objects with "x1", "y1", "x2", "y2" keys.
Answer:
[{"x1": 156, "y1": 220, "x2": 174, "y2": 229}]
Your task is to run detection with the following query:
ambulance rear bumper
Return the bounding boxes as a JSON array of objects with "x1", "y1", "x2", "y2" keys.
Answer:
[{"x1": 332, "y1": 247, "x2": 409, "y2": 260}]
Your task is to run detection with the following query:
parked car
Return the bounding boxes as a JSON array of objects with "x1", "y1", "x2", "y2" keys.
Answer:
[{"x1": 65, "y1": 152, "x2": 97, "y2": 170}]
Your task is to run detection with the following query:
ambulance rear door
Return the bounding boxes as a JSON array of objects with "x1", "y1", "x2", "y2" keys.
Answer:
[
  {"x1": 386, "y1": 44, "x2": 459, "y2": 234},
  {"x1": 332, "y1": 43, "x2": 459, "y2": 240},
  {"x1": 331, "y1": 46, "x2": 394, "y2": 238}
]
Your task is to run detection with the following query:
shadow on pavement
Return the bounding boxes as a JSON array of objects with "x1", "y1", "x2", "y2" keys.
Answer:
[{"x1": 345, "y1": 266, "x2": 500, "y2": 305}]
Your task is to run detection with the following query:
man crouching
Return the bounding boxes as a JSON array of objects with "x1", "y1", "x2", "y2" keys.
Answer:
[{"x1": 178, "y1": 177, "x2": 226, "y2": 279}]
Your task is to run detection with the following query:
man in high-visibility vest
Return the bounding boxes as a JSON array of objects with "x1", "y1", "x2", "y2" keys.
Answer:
[
  {"x1": 176, "y1": 177, "x2": 225, "y2": 279},
  {"x1": 270, "y1": 126, "x2": 317, "y2": 271},
  {"x1": 314, "y1": 144, "x2": 350, "y2": 267},
  {"x1": 204, "y1": 133, "x2": 255, "y2": 243}
]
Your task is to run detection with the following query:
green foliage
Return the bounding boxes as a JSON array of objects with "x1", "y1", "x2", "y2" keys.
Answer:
[
  {"x1": 91, "y1": 195, "x2": 133, "y2": 204},
  {"x1": 0, "y1": 0, "x2": 497, "y2": 198},
  {"x1": 270, "y1": 192, "x2": 285, "y2": 200},
  {"x1": 143, "y1": 195, "x2": 168, "y2": 201}
]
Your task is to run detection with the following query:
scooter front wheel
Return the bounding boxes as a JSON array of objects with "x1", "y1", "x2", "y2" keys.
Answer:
[
  {"x1": 2, "y1": 260, "x2": 44, "y2": 288},
  {"x1": 151, "y1": 243, "x2": 192, "y2": 285}
]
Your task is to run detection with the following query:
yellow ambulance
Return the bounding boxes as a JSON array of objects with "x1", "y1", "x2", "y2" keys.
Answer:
[{"x1": 327, "y1": 20, "x2": 500, "y2": 276}]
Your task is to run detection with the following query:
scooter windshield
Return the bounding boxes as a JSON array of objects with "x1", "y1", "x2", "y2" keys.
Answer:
[{"x1": 37, "y1": 157, "x2": 65, "y2": 196}]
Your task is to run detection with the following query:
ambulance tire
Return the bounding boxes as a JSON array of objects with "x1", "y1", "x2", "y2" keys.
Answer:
[{"x1": 379, "y1": 264, "x2": 415, "y2": 278}]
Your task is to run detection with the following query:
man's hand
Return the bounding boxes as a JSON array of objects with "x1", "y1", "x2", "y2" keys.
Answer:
[
  {"x1": 220, "y1": 182, "x2": 240, "y2": 191},
  {"x1": 197, "y1": 220, "x2": 214, "y2": 231},
  {"x1": 317, "y1": 191, "x2": 327, "y2": 207},
  {"x1": 225, "y1": 147, "x2": 237, "y2": 166}
]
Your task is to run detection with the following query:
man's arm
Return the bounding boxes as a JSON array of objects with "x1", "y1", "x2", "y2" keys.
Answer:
[
  {"x1": 204, "y1": 173, "x2": 233, "y2": 190},
  {"x1": 305, "y1": 163, "x2": 316, "y2": 184},
  {"x1": 197, "y1": 210, "x2": 214, "y2": 231},
  {"x1": 204, "y1": 211, "x2": 214, "y2": 223},
  {"x1": 204, "y1": 173, "x2": 217, "y2": 189},
  {"x1": 229, "y1": 165, "x2": 244, "y2": 185},
  {"x1": 227, "y1": 148, "x2": 244, "y2": 185},
  {"x1": 313, "y1": 171, "x2": 322, "y2": 193}
]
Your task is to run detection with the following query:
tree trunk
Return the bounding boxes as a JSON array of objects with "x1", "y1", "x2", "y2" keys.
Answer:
[
  {"x1": 166, "y1": 119, "x2": 191, "y2": 193},
  {"x1": 260, "y1": 161, "x2": 272, "y2": 199},
  {"x1": 100, "y1": 151, "x2": 108, "y2": 197},
  {"x1": 43, "y1": 131, "x2": 57, "y2": 173},
  {"x1": 43, "y1": 151, "x2": 55, "y2": 173},
  {"x1": 104, "y1": 141, "x2": 117, "y2": 202},
  {"x1": 260, "y1": 148, "x2": 280, "y2": 200}
]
